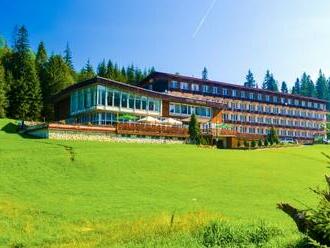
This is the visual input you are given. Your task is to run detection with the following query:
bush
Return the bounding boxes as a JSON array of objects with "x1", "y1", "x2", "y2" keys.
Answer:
[
  {"x1": 251, "y1": 140, "x2": 257, "y2": 148},
  {"x1": 264, "y1": 139, "x2": 268, "y2": 147},
  {"x1": 243, "y1": 140, "x2": 249, "y2": 148},
  {"x1": 237, "y1": 140, "x2": 241, "y2": 148},
  {"x1": 258, "y1": 139, "x2": 263, "y2": 147}
]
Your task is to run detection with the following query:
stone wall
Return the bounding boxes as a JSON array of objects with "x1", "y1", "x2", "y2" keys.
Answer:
[{"x1": 48, "y1": 129, "x2": 185, "y2": 144}]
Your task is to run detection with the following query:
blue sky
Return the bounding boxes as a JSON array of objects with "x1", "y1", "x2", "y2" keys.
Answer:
[{"x1": 1, "y1": 0, "x2": 330, "y2": 88}]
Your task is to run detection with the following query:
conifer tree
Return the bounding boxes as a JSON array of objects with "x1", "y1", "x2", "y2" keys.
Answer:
[
  {"x1": 281, "y1": 81, "x2": 288, "y2": 93},
  {"x1": 8, "y1": 26, "x2": 42, "y2": 120},
  {"x1": 316, "y1": 70, "x2": 328, "y2": 100},
  {"x1": 97, "y1": 59, "x2": 107, "y2": 77},
  {"x1": 127, "y1": 64, "x2": 135, "y2": 83},
  {"x1": 78, "y1": 59, "x2": 95, "y2": 81},
  {"x1": 0, "y1": 63, "x2": 8, "y2": 117},
  {"x1": 292, "y1": 78, "x2": 300, "y2": 95},
  {"x1": 188, "y1": 113, "x2": 200, "y2": 144},
  {"x1": 300, "y1": 72, "x2": 315, "y2": 97},
  {"x1": 106, "y1": 59, "x2": 114, "y2": 79},
  {"x1": 63, "y1": 42, "x2": 74, "y2": 70},
  {"x1": 262, "y1": 70, "x2": 278, "y2": 91},
  {"x1": 202, "y1": 67, "x2": 208, "y2": 80},
  {"x1": 43, "y1": 55, "x2": 74, "y2": 120},
  {"x1": 244, "y1": 70, "x2": 256, "y2": 88}
]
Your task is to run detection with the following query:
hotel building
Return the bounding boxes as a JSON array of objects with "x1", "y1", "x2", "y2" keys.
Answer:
[{"x1": 53, "y1": 71, "x2": 327, "y2": 146}]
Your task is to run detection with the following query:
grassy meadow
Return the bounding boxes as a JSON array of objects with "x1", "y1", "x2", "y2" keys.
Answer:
[{"x1": 0, "y1": 119, "x2": 328, "y2": 247}]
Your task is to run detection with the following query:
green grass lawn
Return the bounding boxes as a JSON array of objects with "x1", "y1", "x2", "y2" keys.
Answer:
[{"x1": 0, "y1": 119, "x2": 328, "y2": 247}]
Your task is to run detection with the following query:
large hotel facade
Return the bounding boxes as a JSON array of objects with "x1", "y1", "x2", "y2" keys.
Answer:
[{"x1": 53, "y1": 71, "x2": 327, "y2": 147}]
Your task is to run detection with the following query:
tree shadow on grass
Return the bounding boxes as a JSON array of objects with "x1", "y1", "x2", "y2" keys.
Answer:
[{"x1": 1, "y1": 122, "x2": 18, "y2": 133}]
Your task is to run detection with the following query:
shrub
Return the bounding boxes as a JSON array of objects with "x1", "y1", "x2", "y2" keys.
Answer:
[
  {"x1": 278, "y1": 153, "x2": 330, "y2": 246},
  {"x1": 237, "y1": 140, "x2": 241, "y2": 148},
  {"x1": 258, "y1": 139, "x2": 263, "y2": 147},
  {"x1": 251, "y1": 140, "x2": 257, "y2": 148},
  {"x1": 264, "y1": 139, "x2": 268, "y2": 147},
  {"x1": 243, "y1": 140, "x2": 249, "y2": 148}
]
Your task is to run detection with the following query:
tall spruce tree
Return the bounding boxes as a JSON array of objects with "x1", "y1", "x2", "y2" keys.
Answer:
[
  {"x1": 8, "y1": 26, "x2": 42, "y2": 120},
  {"x1": 78, "y1": 59, "x2": 95, "y2": 81},
  {"x1": 188, "y1": 113, "x2": 200, "y2": 144},
  {"x1": 300, "y1": 72, "x2": 315, "y2": 97},
  {"x1": 127, "y1": 64, "x2": 135, "y2": 84},
  {"x1": 244, "y1": 70, "x2": 256, "y2": 88},
  {"x1": 97, "y1": 59, "x2": 107, "y2": 77},
  {"x1": 0, "y1": 62, "x2": 8, "y2": 117},
  {"x1": 281, "y1": 81, "x2": 288, "y2": 93},
  {"x1": 262, "y1": 70, "x2": 278, "y2": 91},
  {"x1": 316, "y1": 70, "x2": 328, "y2": 100},
  {"x1": 63, "y1": 42, "x2": 74, "y2": 70},
  {"x1": 43, "y1": 55, "x2": 74, "y2": 120},
  {"x1": 202, "y1": 67, "x2": 208, "y2": 80},
  {"x1": 292, "y1": 78, "x2": 300, "y2": 94}
]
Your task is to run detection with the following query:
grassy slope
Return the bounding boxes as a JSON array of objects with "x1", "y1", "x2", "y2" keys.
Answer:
[{"x1": 0, "y1": 119, "x2": 328, "y2": 247}]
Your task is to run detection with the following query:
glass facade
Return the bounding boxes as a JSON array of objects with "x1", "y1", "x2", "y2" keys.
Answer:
[
  {"x1": 70, "y1": 85, "x2": 161, "y2": 116},
  {"x1": 169, "y1": 103, "x2": 212, "y2": 118}
]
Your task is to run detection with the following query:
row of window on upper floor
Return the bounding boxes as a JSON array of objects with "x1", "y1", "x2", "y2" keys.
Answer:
[
  {"x1": 168, "y1": 81, "x2": 326, "y2": 110},
  {"x1": 223, "y1": 113, "x2": 322, "y2": 129},
  {"x1": 227, "y1": 102, "x2": 325, "y2": 120}
]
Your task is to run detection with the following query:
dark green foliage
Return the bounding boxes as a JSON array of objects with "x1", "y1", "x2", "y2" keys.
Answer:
[
  {"x1": 188, "y1": 113, "x2": 200, "y2": 144},
  {"x1": 97, "y1": 59, "x2": 107, "y2": 77},
  {"x1": 244, "y1": 69, "x2": 256, "y2": 88},
  {"x1": 42, "y1": 55, "x2": 74, "y2": 120},
  {"x1": 199, "y1": 221, "x2": 282, "y2": 248},
  {"x1": 258, "y1": 139, "x2": 263, "y2": 147},
  {"x1": 243, "y1": 140, "x2": 249, "y2": 148},
  {"x1": 281, "y1": 81, "x2": 288, "y2": 93},
  {"x1": 278, "y1": 156, "x2": 330, "y2": 246},
  {"x1": 0, "y1": 63, "x2": 8, "y2": 117},
  {"x1": 300, "y1": 72, "x2": 315, "y2": 97},
  {"x1": 316, "y1": 70, "x2": 328, "y2": 100},
  {"x1": 292, "y1": 78, "x2": 300, "y2": 95},
  {"x1": 63, "y1": 42, "x2": 74, "y2": 71},
  {"x1": 251, "y1": 140, "x2": 257, "y2": 148},
  {"x1": 7, "y1": 26, "x2": 42, "y2": 120},
  {"x1": 78, "y1": 59, "x2": 95, "y2": 81},
  {"x1": 262, "y1": 70, "x2": 278, "y2": 92},
  {"x1": 202, "y1": 67, "x2": 208, "y2": 80},
  {"x1": 267, "y1": 127, "x2": 279, "y2": 145},
  {"x1": 264, "y1": 139, "x2": 269, "y2": 147}
]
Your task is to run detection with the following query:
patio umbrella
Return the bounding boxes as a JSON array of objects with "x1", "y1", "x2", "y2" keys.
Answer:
[
  {"x1": 137, "y1": 116, "x2": 161, "y2": 124},
  {"x1": 161, "y1": 118, "x2": 183, "y2": 126}
]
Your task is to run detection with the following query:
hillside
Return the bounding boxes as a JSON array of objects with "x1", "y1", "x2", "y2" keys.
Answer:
[{"x1": 0, "y1": 119, "x2": 328, "y2": 247}]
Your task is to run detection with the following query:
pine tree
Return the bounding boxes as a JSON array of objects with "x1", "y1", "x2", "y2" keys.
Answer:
[
  {"x1": 106, "y1": 59, "x2": 114, "y2": 79},
  {"x1": 78, "y1": 59, "x2": 95, "y2": 81},
  {"x1": 292, "y1": 78, "x2": 300, "y2": 95},
  {"x1": 127, "y1": 64, "x2": 135, "y2": 83},
  {"x1": 43, "y1": 55, "x2": 74, "y2": 120},
  {"x1": 8, "y1": 26, "x2": 42, "y2": 120},
  {"x1": 97, "y1": 59, "x2": 107, "y2": 77},
  {"x1": 0, "y1": 62, "x2": 8, "y2": 117},
  {"x1": 244, "y1": 70, "x2": 256, "y2": 88},
  {"x1": 63, "y1": 42, "x2": 74, "y2": 71},
  {"x1": 262, "y1": 70, "x2": 278, "y2": 91},
  {"x1": 202, "y1": 67, "x2": 208, "y2": 80},
  {"x1": 316, "y1": 70, "x2": 328, "y2": 100},
  {"x1": 188, "y1": 113, "x2": 200, "y2": 144},
  {"x1": 300, "y1": 72, "x2": 315, "y2": 97},
  {"x1": 281, "y1": 81, "x2": 288, "y2": 93}
]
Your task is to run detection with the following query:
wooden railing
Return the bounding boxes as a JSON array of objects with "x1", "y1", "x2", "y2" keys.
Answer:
[
  {"x1": 116, "y1": 123, "x2": 189, "y2": 138},
  {"x1": 201, "y1": 128, "x2": 238, "y2": 137}
]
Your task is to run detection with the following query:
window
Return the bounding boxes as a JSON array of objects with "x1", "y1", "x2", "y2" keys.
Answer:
[
  {"x1": 148, "y1": 100, "x2": 154, "y2": 111},
  {"x1": 170, "y1": 81, "x2": 179, "y2": 89},
  {"x1": 266, "y1": 95, "x2": 270, "y2": 102},
  {"x1": 135, "y1": 96, "x2": 141, "y2": 109},
  {"x1": 249, "y1": 92, "x2": 254, "y2": 100},
  {"x1": 121, "y1": 93, "x2": 128, "y2": 108},
  {"x1": 273, "y1": 96, "x2": 278, "y2": 103},
  {"x1": 180, "y1": 82, "x2": 189, "y2": 90},
  {"x1": 308, "y1": 102, "x2": 312, "y2": 108},
  {"x1": 232, "y1": 90, "x2": 237, "y2": 97},
  {"x1": 107, "y1": 90, "x2": 114, "y2": 106},
  {"x1": 281, "y1": 97, "x2": 285, "y2": 104},
  {"x1": 169, "y1": 103, "x2": 211, "y2": 117},
  {"x1": 202, "y1": 85, "x2": 209, "y2": 93},
  {"x1": 257, "y1": 93, "x2": 262, "y2": 100},
  {"x1": 223, "y1": 88, "x2": 228, "y2": 96},
  {"x1": 141, "y1": 97, "x2": 147, "y2": 110},
  {"x1": 191, "y1": 84, "x2": 199, "y2": 91},
  {"x1": 129, "y1": 95, "x2": 134, "y2": 109},
  {"x1": 213, "y1": 87, "x2": 218, "y2": 94},
  {"x1": 114, "y1": 92, "x2": 120, "y2": 107},
  {"x1": 241, "y1": 91, "x2": 246, "y2": 98},
  {"x1": 294, "y1": 99, "x2": 299, "y2": 106}
]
